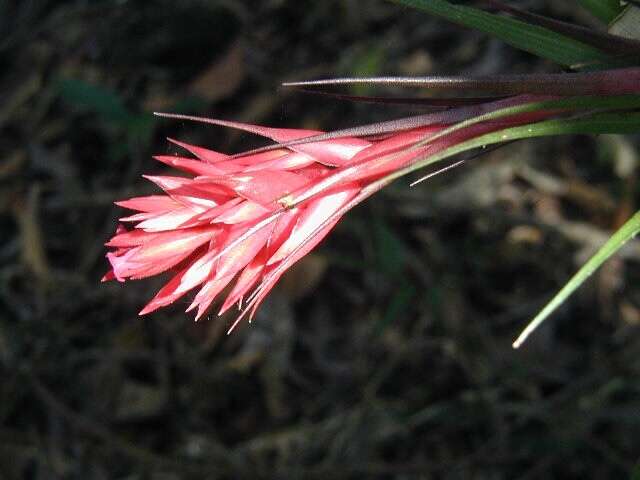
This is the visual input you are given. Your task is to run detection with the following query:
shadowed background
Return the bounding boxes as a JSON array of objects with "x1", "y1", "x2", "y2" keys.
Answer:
[{"x1": 1, "y1": 0, "x2": 639, "y2": 478}]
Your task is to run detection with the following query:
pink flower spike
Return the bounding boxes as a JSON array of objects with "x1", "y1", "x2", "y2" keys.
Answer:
[{"x1": 108, "y1": 97, "x2": 564, "y2": 329}]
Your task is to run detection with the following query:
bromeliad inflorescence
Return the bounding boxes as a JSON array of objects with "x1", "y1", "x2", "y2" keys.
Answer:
[
  {"x1": 102, "y1": 95, "x2": 548, "y2": 332},
  {"x1": 103, "y1": 67, "x2": 640, "y2": 333},
  {"x1": 104, "y1": 0, "x2": 640, "y2": 341}
]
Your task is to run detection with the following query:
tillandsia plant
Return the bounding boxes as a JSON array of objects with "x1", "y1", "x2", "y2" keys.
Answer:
[{"x1": 104, "y1": 0, "x2": 640, "y2": 342}]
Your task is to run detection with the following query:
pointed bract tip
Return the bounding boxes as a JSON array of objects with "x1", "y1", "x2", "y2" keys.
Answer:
[
  {"x1": 226, "y1": 313, "x2": 245, "y2": 334},
  {"x1": 194, "y1": 308, "x2": 207, "y2": 322},
  {"x1": 282, "y1": 80, "x2": 322, "y2": 88},
  {"x1": 100, "y1": 270, "x2": 115, "y2": 282},
  {"x1": 282, "y1": 78, "x2": 386, "y2": 88},
  {"x1": 166, "y1": 137, "x2": 188, "y2": 148}
]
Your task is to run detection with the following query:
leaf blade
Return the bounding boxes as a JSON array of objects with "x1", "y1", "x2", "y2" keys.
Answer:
[
  {"x1": 512, "y1": 210, "x2": 640, "y2": 348},
  {"x1": 391, "y1": 0, "x2": 613, "y2": 67}
]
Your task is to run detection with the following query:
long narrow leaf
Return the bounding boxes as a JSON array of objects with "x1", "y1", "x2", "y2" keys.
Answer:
[
  {"x1": 484, "y1": 0, "x2": 640, "y2": 54},
  {"x1": 512, "y1": 210, "x2": 640, "y2": 348},
  {"x1": 284, "y1": 69, "x2": 640, "y2": 97},
  {"x1": 391, "y1": 0, "x2": 613, "y2": 68}
]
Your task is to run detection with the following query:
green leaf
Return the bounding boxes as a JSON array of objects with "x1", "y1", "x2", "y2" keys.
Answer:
[
  {"x1": 57, "y1": 78, "x2": 132, "y2": 124},
  {"x1": 347, "y1": 46, "x2": 386, "y2": 96},
  {"x1": 512, "y1": 210, "x2": 640, "y2": 348},
  {"x1": 374, "y1": 281, "x2": 416, "y2": 337},
  {"x1": 373, "y1": 219, "x2": 408, "y2": 277},
  {"x1": 390, "y1": 0, "x2": 613, "y2": 68},
  {"x1": 125, "y1": 113, "x2": 156, "y2": 148},
  {"x1": 169, "y1": 96, "x2": 210, "y2": 115},
  {"x1": 576, "y1": 0, "x2": 625, "y2": 24}
]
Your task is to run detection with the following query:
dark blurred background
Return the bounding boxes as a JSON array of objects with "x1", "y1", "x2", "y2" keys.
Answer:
[{"x1": 2, "y1": 1, "x2": 640, "y2": 478}]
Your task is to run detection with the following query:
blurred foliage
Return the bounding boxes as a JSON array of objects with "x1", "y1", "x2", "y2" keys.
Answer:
[
  {"x1": 1, "y1": 0, "x2": 640, "y2": 479},
  {"x1": 576, "y1": 0, "x2": 625, "y2": 22}
]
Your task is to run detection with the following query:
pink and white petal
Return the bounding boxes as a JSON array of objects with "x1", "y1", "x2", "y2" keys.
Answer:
[
  {"x1": 167, "y1": 138, "x2": 230, "y2": 163},
  {"x1": 169, "y1": 248, "x2": 224, "y2": 296},
  {"x1": 195, "y1": 197, "x2": 244, "y2": 222},
  {"x1": 240, "y1": 151, "x2": 315, "y2": 171},
  {"x1": 168, "y1": 183, "x2": 232, "y2": 208},
  {"x1": 101, "y1": 269, "x2": 116, "y2": 282},
  {"x1": 295, "y1": 164, "x2": 332, "y2": 181},
  {"x1": 116, "y1": 195, "x2": 181, "y2": 213},
  {"x1": 214, "y1": 200, "x2": 271, "y2": 224},
  {"x1": 228, "y1": 213, "x2": 343, "y2": 332},
  {"x1": 218, "y1": 249, "x2": 268, "y2": 315},
  {"x1": 265, "y1": 209, "x2": 299, "y2": 255},
  {"x1": 214, "y1": 222, "x2": 274, "y2": 280},
  {"x1": 211, "y1": 170, "x2": 311, "y2": 206},
  {"x1": 120, "y1": 211, "x2": 161, "y2": 223},
  {"x1": 106, "y1": 248, "x2": 143, "y2": 281},
  {"x1": 129, "y1": 226, "x2": 218, "y2": 265},
  {"x1": 291, "y1": 138, "x2": 371, "y2": 167},
  {"x1": 143, "y1": 175, "x2": 193, "y2": 192},
  {"x1": 105, "y1": 228, "x2": 159, "y2": 248},
  {"x1": 153, "y1": 156, "x2": 233, "y2": 176},
  {"x1": 347, "y1": 148, "x2": 427, "y2": 183},
  {"x1": 126, "y1": 252, "x2": 195, "y2": 280},
  {"x1": 176, "y1": 118, "x2": 323, "y2": 143},
  {"x1": 234, "y1": 148, "x2": 289, "y2": 166},
  {"x1": 138, "y1": 257, "x2": 204, "y2": 315},
  {"x1": 172, "y1": 117, "x2": 372, "y2": 167},
  {"x1": 349, "y1": 125, "x2": 441, "y2": 164},
  {"x1": 187, "y1": 274, "x2": 236, "y2": 320},
  {"x1": 140, "y1": 175, "x2": 226, "y2": 208},
  {"x1": 135, "y1": 207, "x2": 202, "y2": 232},
  {"x1": 350, "y1": 121, "x2": 507, "y2": 183},
  {"x1": 268, "y1": 185, "x2": 359, "y2": 264}
]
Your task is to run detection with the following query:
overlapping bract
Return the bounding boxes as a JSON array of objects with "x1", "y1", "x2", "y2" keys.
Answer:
[{"x1": 103, "y1": 98, "x2": 555, "y2": 330}]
